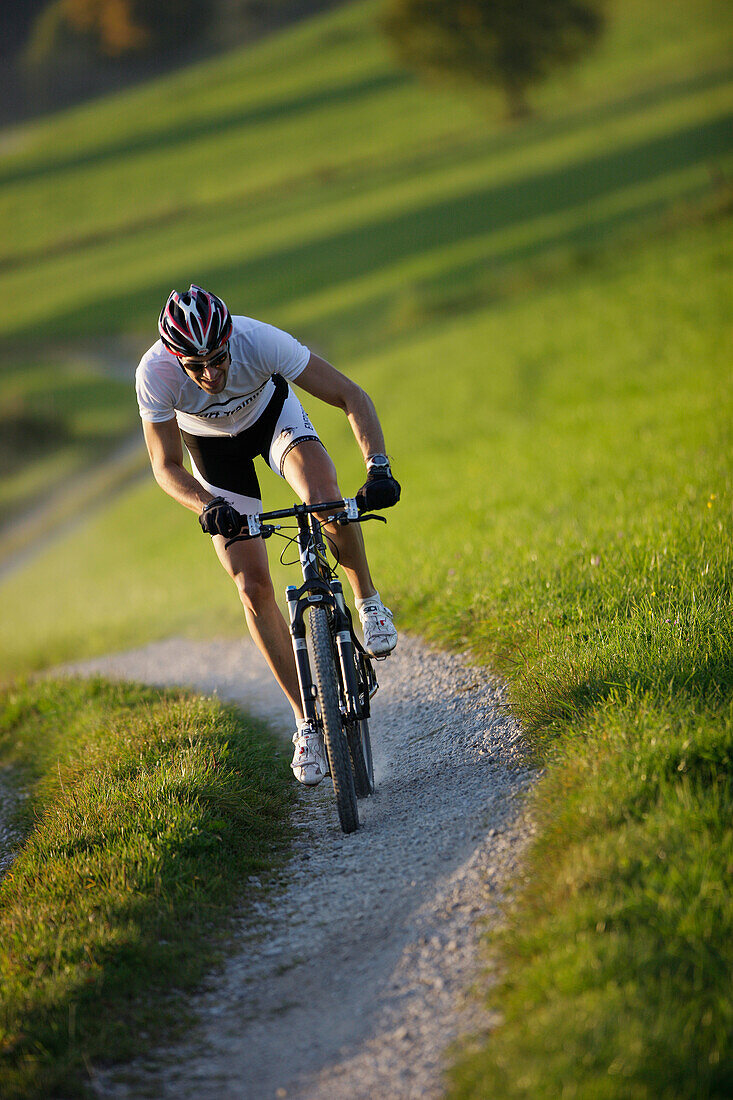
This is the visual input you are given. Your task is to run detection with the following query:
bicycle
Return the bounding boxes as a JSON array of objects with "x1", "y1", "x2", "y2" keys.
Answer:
[{"x1": 225, "y1": 497, "x2": 385, "y2": 834}]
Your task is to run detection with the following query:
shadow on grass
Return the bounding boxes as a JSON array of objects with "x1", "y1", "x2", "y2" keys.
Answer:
[
  {"x1": 2, "y1": 62, "x2": 729, "y2": 196},
  {"x1": 520, "y1": 650, "x2": 733, "y2": 742},
  {"x1": 8, "y1": 104, "x2": 732, "y2": 348},
  {"x1": 0, "y1": 876, "x2": 242, "y2": 1096},
  {"x1": 296, "y1": 181, "x2": 713, "y2": 364},
  {"x1": 0, "y1": 720, "x2": 294, "y2": 1097},
  {"x1": 0, "y1": 70, "x2": 411, "y2": 190},
  {"x1": 4, "y1": 64, "x2": 731, "y2": 283}
]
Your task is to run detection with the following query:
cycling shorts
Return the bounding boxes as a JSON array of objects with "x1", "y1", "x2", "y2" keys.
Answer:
[{"x1": 181, "y1": 374, "x2": 324, "y2": 513}]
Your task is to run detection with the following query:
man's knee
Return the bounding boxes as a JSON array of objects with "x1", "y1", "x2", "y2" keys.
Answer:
[
  {"x1": 233, "y1": 569, "x2": 275, "y2": 613},
  {"x1": 286, "y1": 441, "x2": 341, "y2": 504},
  {"x1": 302, "y1": 466, "x2": 340, "y2": 505},
  {"x1": 305, "y1": 482, "x2": 340, "y2": 506}
]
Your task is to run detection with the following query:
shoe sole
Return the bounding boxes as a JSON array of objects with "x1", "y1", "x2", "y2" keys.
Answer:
[
  {"x1": 292, "y1": 766, "x2": 329, "y2": 787},
  {"x1": 364, "y1": 641, "x2": 397, "y2": 657}
]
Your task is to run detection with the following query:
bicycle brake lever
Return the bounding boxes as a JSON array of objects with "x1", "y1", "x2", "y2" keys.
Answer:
[
  {"x1": 223, "y1": 533, "x2": 253, "y2": 549},
  {"x1": 357, "y1": 512, "x2": 387, "y2": 524}
]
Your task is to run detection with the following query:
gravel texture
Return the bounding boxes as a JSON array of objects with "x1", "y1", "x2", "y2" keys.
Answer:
[
  {"x1": 62, "y1": 634, "x2": 536, "y2": 1099},
  {"x1": 0, "y1": 770, "x2": 25, "y2": 879}
]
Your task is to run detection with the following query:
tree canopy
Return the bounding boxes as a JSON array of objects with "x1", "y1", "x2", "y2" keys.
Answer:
[{"x1": 380, "y1": 0, "x2": 606, "y2": 118}]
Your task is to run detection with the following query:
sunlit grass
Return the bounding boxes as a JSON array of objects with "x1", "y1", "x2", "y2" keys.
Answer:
[
  {"x1": 0, "y1": 0, "x2": 730, "y2": 351},
  {"x1": 3, "y1": 212, "x2": 728, "y2": 1096},
  {"x1": 0, "y1": 0, "x2": 731, "y2": 1093},
  {"x1": 0, "y1": 677, "x2": 293, "y2": 1099}
]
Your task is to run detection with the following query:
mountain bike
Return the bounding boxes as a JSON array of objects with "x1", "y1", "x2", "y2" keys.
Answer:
[{"x1": 225, "y1": 497, "x2": 383, "y2": 834}]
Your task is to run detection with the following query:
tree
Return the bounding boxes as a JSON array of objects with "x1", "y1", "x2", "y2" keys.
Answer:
[
  {"x1": 62, "y1": 0, "x2": 149, "y2": 56},
  {"x1": 380, "y1": 0, "x2": 606, "y2": 119},
  {"x1": 25, "y1": 0, "x2": 213, "y2": 66}
]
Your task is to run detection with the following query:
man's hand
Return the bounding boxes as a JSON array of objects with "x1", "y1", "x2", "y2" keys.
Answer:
[
  {"x1": 199, "y1": 497, "x2": 243, "y2": 538},
  {"x1": 355, "y1": 456, "x2": 401, "y2": 513}
]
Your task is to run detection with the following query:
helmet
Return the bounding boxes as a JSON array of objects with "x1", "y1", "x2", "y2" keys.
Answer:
[{"x1": 158, "y1": 284, "x2": 232, "y2": 357}]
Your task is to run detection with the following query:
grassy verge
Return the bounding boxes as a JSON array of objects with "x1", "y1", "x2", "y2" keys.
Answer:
[
  {"x1": 0, "y1": 677, "x2": 293, "y2": 1100},
  {"x1": 449, "y1": 700, "x2": 733, "y2": 1098},
  {"x1": 2, "y1": 209, "x2": 727, "y2": 1096},
  {"x1": 0, "y1": 0, "x2": 730, "y2": 1094},
  {"x1": 431, "y1": 219, "x2": 731, "y2": 1092}
]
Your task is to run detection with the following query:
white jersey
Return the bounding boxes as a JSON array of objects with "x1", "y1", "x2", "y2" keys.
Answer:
[{"x1": 135, "y1": 316, "x2": 310, "y2": 438}]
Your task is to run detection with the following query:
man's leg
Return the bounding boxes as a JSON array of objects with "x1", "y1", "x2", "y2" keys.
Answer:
[
  {"x1": 211, "y1": 532, "x2": 303, "y2": 719},
  {"x1": 212, "y1": 532, "x2": 330, "y2": 786},
  {"x1": 281, "y1": 440, "x2": 377, "y2": 601},
  {"x1": 282, "y1": 441, "x2": 397, "y2": 657}
]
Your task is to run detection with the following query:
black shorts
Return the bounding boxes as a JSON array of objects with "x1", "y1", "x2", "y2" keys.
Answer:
[{"x1": 182, "y1": 374, "x2": 323, "y2": 511}]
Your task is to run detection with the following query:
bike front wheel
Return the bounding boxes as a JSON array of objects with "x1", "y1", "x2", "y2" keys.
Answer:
[
  {"x1": 309, "y1": 605, "x2": 359, "y2": 834},
  {"x1": 347, "y1": 717, "x2": 375, "y2": 798}
]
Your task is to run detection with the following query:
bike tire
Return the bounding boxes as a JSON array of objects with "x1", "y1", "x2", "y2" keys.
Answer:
[
  {"x1": 309, "y1": 605, "x2": 359, "y2": 834},
  {"x1": 347, "y1": 717, "x2": 375, "y2": 798}
]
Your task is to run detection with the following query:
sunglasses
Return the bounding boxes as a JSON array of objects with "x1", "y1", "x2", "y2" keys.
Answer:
[{"x1": 180, "y1": 344, "x2": 229, "y2": 374}]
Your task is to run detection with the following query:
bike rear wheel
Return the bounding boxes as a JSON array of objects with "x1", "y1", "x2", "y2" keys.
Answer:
[{"x1": 309, "y1": 605, "x2": 359, "y2": 834}]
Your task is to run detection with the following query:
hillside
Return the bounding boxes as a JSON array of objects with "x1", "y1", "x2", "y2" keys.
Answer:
[
  {"x1": 0, "y1": 0, "x2": 732, "y2": 1096},
  {"x1": 1, "y1": 0, "x2": 730, "y2": 530},
  {"x1": 0, "y1": 0, "x2": 730, "y2": 353}
]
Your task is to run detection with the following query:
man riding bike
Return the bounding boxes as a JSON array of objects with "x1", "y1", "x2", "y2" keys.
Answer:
[{"x1": 136, "y1": 285, "x2": 400, "y2": 788}]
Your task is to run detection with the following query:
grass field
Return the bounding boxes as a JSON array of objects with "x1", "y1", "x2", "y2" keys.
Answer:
[
  {"x1": 0, "y1": 678, "x2": 293, "y2": 1098},
  {"x1": 0, "y1": 358, "x2": 137, "y2": 524},
  {"x1": 3, "y1": 208, "x2": 730, "y2": 1098},
  {"x1": 1, "y1": 0, "x2": 732, "y2": 1095},
  {"x1": 0, "y1": 0, "x2": 731, "y2": 353},
  {"x1": 1, "y1": 0, "x2": 730, "y2": 520}
]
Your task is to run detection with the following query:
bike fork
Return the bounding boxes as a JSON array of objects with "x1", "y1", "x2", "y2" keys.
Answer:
[
  {"x1": 285, "y1": 585, "x2": 319, "y2": 726},
  {"x1": 331, "y1": 580, "x2": 360, "y2": 720}
]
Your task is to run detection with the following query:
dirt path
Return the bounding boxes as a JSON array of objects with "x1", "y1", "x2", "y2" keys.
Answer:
[
  {"x1": 0, "y1": 432, "x2": 147, "y2": 582},
  {"x1": 64, "y1": 635, "x2": 535, "y2": 1100},
  {"x1": 0, "y1": 337, "x2": 147, "y2": 580}
]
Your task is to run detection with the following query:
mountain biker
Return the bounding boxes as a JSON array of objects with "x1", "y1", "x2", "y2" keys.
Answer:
[{"x1": 136, "y1": 284, "x2": 400, "y2": 787}]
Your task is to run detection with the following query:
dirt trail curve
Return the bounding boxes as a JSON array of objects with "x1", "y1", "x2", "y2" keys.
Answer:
[{"x1": 65, "y1": 635, "x2": 535, "y2": 1100}]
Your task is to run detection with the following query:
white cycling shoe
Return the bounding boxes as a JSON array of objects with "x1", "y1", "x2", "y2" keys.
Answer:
[
  {"x1": 291, "y1": 724, "x2": 330, "y2": 787},
  {"x1": 358, "y1": 599, "x2": 398, "y2": 657}
]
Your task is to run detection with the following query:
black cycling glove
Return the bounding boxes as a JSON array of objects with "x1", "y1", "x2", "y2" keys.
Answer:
[
  {"x1": 355, "y1": 456, "x2": 401, "y2": 513},
  {"x1": 198, "y1": 496, "x2": 243, "y2": 538}
]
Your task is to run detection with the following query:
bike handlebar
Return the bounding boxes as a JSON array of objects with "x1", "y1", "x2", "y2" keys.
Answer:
[
  {"x1": 253, "y1": 497, "x2": 358, "y2": 525},
  {"x1": 224, "y1": 497, "x2": 385, "y2": 547}
]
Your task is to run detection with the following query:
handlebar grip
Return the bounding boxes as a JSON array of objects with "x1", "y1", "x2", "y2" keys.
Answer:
[{"x1": 224, "y1": 523, "x2": 276, "y2": 549}]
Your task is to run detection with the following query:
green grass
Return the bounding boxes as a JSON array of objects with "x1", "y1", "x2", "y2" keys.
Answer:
[
  {"x1": 0, "y1": 0, "x2": 731, "y2": 1095},
  {"x1": 448, "y1": 702, "x2": 733, "y2": 1099},
  {"x1": 0, "y1": 359, "x2": 138, "y2": 524},
  {"x1": 1, "y1": 212, "x2": 729, "y2": 678},
  {"x1": 0, "y1": 677, "x2": 293, "y2": 1099},
  {"x1": 0, "y1": 0, "x2": 730, "y2": 360},
  {"x1": 2, "y1": 208, "x2": 729, "y2": 1097}
]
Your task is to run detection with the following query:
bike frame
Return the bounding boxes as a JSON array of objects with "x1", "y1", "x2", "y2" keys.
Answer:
[{"x1": 234, "y1": 498, "x2": 377, "y2": 732}]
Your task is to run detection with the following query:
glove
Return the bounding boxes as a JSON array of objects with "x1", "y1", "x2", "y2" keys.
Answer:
[
  {"x1": 198, "y1": 496, "x2": 243, "y2": 538},
  {"x1": 355, "y1": 457, "x2": 401, "y2": 513}
]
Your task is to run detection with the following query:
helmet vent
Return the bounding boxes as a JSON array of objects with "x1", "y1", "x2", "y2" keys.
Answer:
[{"x1": 158, "y1": 285, "x2": 231, "y2": 357}]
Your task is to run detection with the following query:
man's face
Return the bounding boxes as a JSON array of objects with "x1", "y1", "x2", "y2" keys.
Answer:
[{"x1": 180, "y1": 344, "x2": 231, "y2": 394}]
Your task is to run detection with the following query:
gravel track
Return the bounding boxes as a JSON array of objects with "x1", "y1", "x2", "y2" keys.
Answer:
[
  {"x1": 63, "y1": 634, "x2": 535, "y2": 1099},
  {"x1": 0, "y1": 770, "x2": 25, "y2": 879}
]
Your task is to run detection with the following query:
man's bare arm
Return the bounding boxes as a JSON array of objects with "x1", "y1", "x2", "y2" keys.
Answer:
[
  {"x1": 293, "y1": 353, "x2": 388, "y2": 460},
  {"x1": 142, "y1": 418, "x2": 213, "y2": 514}
]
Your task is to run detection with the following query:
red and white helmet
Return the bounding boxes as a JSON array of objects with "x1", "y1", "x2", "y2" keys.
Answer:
[{"x1": 158, "y1": 284, "x2": 232, "y2": 357}]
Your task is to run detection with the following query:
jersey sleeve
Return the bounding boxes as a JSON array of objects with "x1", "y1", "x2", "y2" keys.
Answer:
[
  {"x1": 135, "y1": 360, "x2": 177, "y2": 422},
  {"x1": 248, "y1": 321, "x2": 310, "y2": 382}
]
